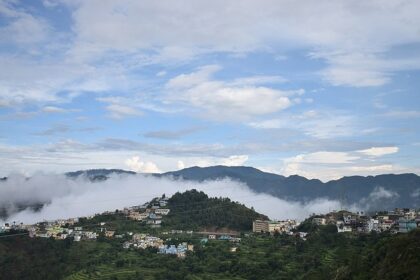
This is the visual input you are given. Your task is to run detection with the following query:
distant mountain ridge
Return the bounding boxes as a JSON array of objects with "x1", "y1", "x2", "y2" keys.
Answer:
[
  {"x1": 162, "y1": 166, "x2": 420, "y2": 209},
  {"x1": 65, "y1": 169, "x2": 136, "y2": 181},
  {"x1": 63, "y1": 166, "x2": 420, "y2": 210}
]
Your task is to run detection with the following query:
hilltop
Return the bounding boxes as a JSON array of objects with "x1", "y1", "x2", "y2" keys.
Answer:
[
  {"x1": 164, "y1": 189, "x2": 268, "y2": 231},
  {"x1": 76, "y1": 189, "x2": 267, "y2": 233}
]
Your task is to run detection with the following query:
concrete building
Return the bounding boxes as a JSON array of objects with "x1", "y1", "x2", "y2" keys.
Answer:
[
  {"x1": 398, "y1": 218, "x2": 417, "y2": 233},
  {"x1": 336, "y1": 221, "x2": 352, "y2": 233},
  {"x1": 268, "y1": 221, "x2": 282, "y2": 232},
  {"x1": 253, "y1": 220, "x2": 269, "y2": 233}
]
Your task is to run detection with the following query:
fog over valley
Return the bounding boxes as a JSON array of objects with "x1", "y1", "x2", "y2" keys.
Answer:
[{"x1": 0, "y1": 172, "x2": 350, "y2": 224}]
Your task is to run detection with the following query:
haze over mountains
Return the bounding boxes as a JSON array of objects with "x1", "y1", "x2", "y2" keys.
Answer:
[
  {"x1": 1, "y1": 165, "x2": 419, "y2": 224},
  {"x1": 67, "y1": 166, "x2": 420, "y2": 210}
]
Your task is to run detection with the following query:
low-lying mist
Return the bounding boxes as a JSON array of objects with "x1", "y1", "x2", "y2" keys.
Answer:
[{"x1": 1, "y1": 173, "x2": 355, "y2": 224}]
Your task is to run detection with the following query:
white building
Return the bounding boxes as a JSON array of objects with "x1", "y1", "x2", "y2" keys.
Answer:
[
  {"x1": 155, "y1": 209, "x2": 170, "y2": 215},
  {"x1": 367, "y1": 219, "x2": 379, "y2": 232},
  {"x1": 336, "y1": 221, "x2": 352, "y2": 233}
]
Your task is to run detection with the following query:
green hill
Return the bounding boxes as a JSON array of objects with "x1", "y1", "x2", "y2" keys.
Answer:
[{"x1": 164, "y1": 189, "x2": 268, "y2": 231}]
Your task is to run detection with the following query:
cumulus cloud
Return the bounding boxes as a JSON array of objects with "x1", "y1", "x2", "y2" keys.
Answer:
[
  {"x1": 164, "y1": 65, "x2": 298, "y2": 120},
  {"x1": 125, "y1": 156, "x2": 161, "y2": 173},
  {"x1": 0, "y1": 173, "x2": 347, "y2": 224}
]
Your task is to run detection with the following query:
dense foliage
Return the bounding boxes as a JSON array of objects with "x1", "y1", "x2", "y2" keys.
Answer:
[
  {"x1": 164, "y1": 189, "x2": 268, "y2": 231},
  {"x1": 1, "y1": 228, "x2": 419, "y2": 280}
]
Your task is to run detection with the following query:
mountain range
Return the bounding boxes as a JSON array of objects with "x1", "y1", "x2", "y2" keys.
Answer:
[{"x1": 66, "y1": 166, "x2": 420, "y2": 210}]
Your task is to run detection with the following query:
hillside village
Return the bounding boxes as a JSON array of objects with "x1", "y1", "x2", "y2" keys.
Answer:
[
  {"x1": 1, "y1": 192, "x2": 420, "y2": 260},
  {"x1": 1, "y1": 191, "x2": 420, "y2": 280},
  {"x1": 252, "y1": 208, "x2": 419, "y2": 235}
]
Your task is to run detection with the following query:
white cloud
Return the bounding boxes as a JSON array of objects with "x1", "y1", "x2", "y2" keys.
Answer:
[
  {"x1": 63, "y1": 0, "x2": 420, "y2": 87},
  {"x1": 177, "y1": 160, "x2": 185, "y2": 170},
  {"x1": 165, "y1": 65, "x2": 297, "y2": 120},
  {"x1": 97, "y1": 97, "x2": 143, "y2": 119},
  {"x1": 280, "y1": 150, "x2": 409, "y2": 181},
  {"x1": 0, "y1": 54, "x2": 125, "y2": 107},
  {"x1": 358, "y1": 146, "x2": 399, "y2": 157},
  {"x1": 1, "y1": 0, "x2": 419, "y2": 113},
  {"x1": 349, "y1": 165, "x2": 394, "y2": 173},
  {"x1": 125, "y1": 156, "x2": 161, "y2": 173},
  {"x1": 286, "y1": 151, "x2": 359, "y2": 165},
  {"x1": 105, "y1": 104, "x2": 143, "y2": 119},
  {"x1": 0, "y1": 1, "x2": 51, "y2": 44},
  {"x1": 41, "y1": 106, "x2": 78, "y2": 113},
  {"x1": 367, "y1": 186, "x2": 399, "y2": 201},
  {"x1": 248, "y1": 110, "x2": 357, "y2": 139},
  {"x1": 315, "y1": 51, "x2": 420, "y2": 87},
  {"x1": 221, "y1": 155, "x2": 249, "y2": 166}
]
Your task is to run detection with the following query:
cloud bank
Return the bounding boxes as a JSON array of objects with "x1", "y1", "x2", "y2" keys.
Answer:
[{"x1": 1, "y1": 173, "x2": 348, "y2": 224}]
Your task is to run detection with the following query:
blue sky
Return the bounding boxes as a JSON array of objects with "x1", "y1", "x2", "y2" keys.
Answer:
[{"x1": 0, "y1": 0, "x2": 419, "y2": 180}]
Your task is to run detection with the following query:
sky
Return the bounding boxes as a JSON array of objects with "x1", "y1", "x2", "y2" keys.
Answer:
[{"x1": 0, "y1": 0, "x2": 420, "y2": 181}]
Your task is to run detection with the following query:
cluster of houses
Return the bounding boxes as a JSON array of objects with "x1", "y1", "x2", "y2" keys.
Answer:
[
  {"x1": 311, "y1": 208, "x2": 419, "y2": 234},
  {"x1": 122, "y1": 196, "x2": 170, "y2": 228},
  {"x1": 0, "y1": 221, "x2": 29, "y2": 233},
  {"x1": 158, "y1": 242, "x2": 194, "y2": 258},
  {"x1": 25, "y1": 218, "x2": 105, "y2": 241},
  {"x1": 122, "y1": 233, "x2": 194, "y2": 258},
  {"x1": 0, "y1": 216, "x2": 122, "y2": 241},
  {"x1": 123, "y1": 233, "x2": 164, "y2": 249}
]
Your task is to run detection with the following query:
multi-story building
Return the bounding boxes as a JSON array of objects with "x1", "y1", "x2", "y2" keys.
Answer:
[
  {"x1": 253, "y1": 220, "x2": 269, "y2": 233},
  {"x1": 398, "y1": 218, "x2": 418, "y2": 233}
]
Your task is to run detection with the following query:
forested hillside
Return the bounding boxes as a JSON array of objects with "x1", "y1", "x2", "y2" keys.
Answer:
[{"x1": 164, "y1": 189, "x2": 268, "y2": 231}]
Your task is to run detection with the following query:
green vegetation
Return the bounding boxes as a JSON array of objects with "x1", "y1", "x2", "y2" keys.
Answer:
[
  {"x1": 164, "y1": 190, "x2": 268, "y2": 231},
  {"x1": 1, "y1": 228, "x2": 419, "y2": 279}
]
